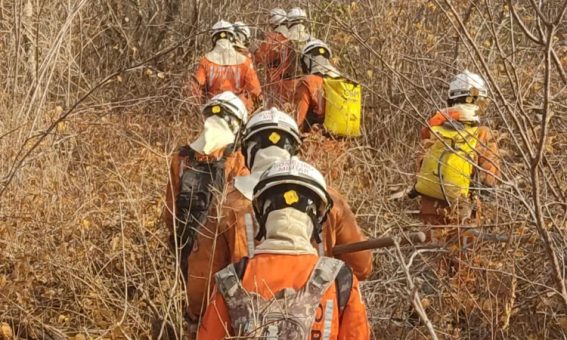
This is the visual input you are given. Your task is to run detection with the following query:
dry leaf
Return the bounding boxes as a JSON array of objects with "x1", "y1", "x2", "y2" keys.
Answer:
[
  {"x1": 0, "y1": 322, "x2": 12, "y2": 339},
  {"x1": 57, "y1": 314, "x2": 69, "y2": 324},
  {"x1": 81, "y1": 219, "x2": 92, "y2": 230}
]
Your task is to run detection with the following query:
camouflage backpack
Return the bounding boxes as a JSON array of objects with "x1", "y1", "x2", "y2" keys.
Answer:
[{"x1": 215, "y1": 256, "x2": 352, "y2": 339}]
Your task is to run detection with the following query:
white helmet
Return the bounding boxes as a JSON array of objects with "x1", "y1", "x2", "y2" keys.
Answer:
[
  {"x1": 233, "y1": 21, "x2": 251, "y2": 46},
  {"x1": 253, "y1": 159, "x2": 332, "y2": 230},
  {"x1": 287, "y1": 7, "x2": 307, "y2": 25},
  {"x1": 244, "y1": 108, "x2": 301, "y2": 144},
  {"x1": 211, "y1": 20, "x2": 235, "y2": 42},
  {"x1": 203, "y1": 91, "x2": 248, "y2": 131},
  {"x1": 448, "y1": 70, "x2": 488, "y2": 99},
  {"x1": 302, "y1": 39, "x2": 332, "y2": 58},
  {"x1": 242, "y1": 108, "x2": 302, "y2": 169},
  {"x1": 252, "y1": 158, "x2": 333, "y2": 243},
  {"x1": 301, "y1": 39, "x2": 332, "y2": 73},
  {"x1": 269, "y1": 8, "x2": 287, "y2": 27}
]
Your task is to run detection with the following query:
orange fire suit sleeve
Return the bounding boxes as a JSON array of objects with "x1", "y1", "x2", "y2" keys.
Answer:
[
  {"x1": 225, "y1": 151, "x2": 249, "y2": 178},
  {"x1": 254, "y1": 40, "x2": 272, "y2": 67},
  {"x1": 294, "y1": 75, "x2": 325, "y2": 130},
  {"x1": 197, "y1": 288, "x2": 233, "y2": 339},
  {"x1": 254, "y1": 32, "x2": 287, "y2": 70},
  {"x1": 186, "y1": 221, "x2": 230, "y2": 319},
  {"x1": 218, "y1": 193, "x2": 252, "y2": 263},
  {"x1": 420, "y1": 110, "x2": 461, "y2": 140},
  {"x1": 338, "y1": 275, "x2": 370, "y2": 340},
  {"x1": 242, "y1": 60, "x2": 263, "y2": 111},
  {"x1": 475, "y1": 126, "x2": 500, "y2": 187},
  {"x1": 189, "y1": 58, "x2": 207, "y2": 104},
  {"x1": 327, "y1": 188, "x2": 373, "y2": 280},
  {"x1": 295, "y1": 79, "x2": 312, "y2": 129}
]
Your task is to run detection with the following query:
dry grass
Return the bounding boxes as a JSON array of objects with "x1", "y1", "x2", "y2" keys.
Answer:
[{"x1": 2, "y1": 0, "x2": 567, "y2": 339}]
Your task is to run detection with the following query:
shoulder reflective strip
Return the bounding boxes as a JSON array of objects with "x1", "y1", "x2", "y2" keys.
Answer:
[
  {"x1": 244, "y1": 213, "x2": 255, "y2": 258},
  {"x1": 318, "y1": 241, "x2": 325, "y2": 256},
  {"x1": 322, "y1": 299, "x2": 334, "y2": 340}
]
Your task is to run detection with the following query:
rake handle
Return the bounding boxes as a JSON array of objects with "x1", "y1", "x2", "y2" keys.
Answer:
[{"x1": 332, "y1": 232, "x2": 427, "y2": 255}]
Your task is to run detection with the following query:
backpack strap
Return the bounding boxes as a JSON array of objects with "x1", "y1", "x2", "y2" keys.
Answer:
[
  {"x1": 335, "y1": 264, "x2": 353, "y2": 320},
  {"x1": 233, "y1": 256, "x2": 249, "y2": 279},
  {"x1": 177, "y1": 145, "x2": 195, "y2": 178},
  {"x1": 306, "y1": 257, "x2": 353, "y2": 319},
  {"x1": 215, "y1": 264, "x2": 240, "y2": 302},
  {"x1": 306, "y1": 257, "x2": 344, "y2": 299},
  {"x1": 222, "y1": 143, "x2": 235, "y2": 159},
  {"x1": 306, "y1": 257, "x2": 343, "y2": 340},
  {"x1": 215, "y1": 258, "x2": 253, "y2": 335},
  {"x1": 244, "y1": 214, "x2": 256, "y2": 258}
]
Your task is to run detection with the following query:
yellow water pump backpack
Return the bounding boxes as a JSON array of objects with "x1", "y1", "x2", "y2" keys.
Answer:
[
  {"x1": 415, "y1": 123, "x2": 479, "y2": 202},
  {"x1": 323, "y1": 77, "x2": 362, "y2": 137}
]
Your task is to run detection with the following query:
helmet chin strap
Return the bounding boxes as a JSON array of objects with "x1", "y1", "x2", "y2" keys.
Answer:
[
  {"x1": 311, "y1": 218, "x2": 323, "y2": 244},
  {"x1": 301, "y1": 55, "x2": 313, "y2": 74}
]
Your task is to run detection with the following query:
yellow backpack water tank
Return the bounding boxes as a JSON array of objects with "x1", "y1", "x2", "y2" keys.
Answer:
[
  {"x1": 415, "y1": 124, "x2": 479, "y2": 202},
  {"x1": 323, "y1": 77, "x2": 362, "y2": 137}
]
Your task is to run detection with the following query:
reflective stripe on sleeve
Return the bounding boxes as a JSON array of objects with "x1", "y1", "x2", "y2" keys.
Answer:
[
  {"x1": 322, "y1": 299, "x2": 334, "y2": 340},
  {"x1": 244, "y1": 213, "x2": 255, "y2": 258}
]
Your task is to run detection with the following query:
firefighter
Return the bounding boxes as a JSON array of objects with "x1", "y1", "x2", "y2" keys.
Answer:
[
  {"x1": 198, "y1": 159, "x2": 370, "y2": 340},
  {"x1": 163, "y1": 91, "x2": 248, "y2": 280},
  {"x1": 254, "y1": 8, "x2": 296, "y2": 105},
  {"x1": 295, "y1": 39, "x2": 362, "y2": 138},
  {"x1": 413, "y1": 70, "x2": 500, "y2": 246},
  {"x1": 188, "y1": 20, "x2": 262, "y2": 111}
]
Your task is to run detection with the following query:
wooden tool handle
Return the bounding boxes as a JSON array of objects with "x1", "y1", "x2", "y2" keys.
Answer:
[{"x1": 332, "y1": 232, "x2": 426, "y2": 255}]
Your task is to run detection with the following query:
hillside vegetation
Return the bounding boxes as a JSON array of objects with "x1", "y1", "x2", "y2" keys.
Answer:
[{"x1": 1, "y1": 0, "x2": 567, "y2": 339}]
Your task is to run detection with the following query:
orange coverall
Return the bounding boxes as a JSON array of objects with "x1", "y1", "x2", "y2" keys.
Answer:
[
  {"x1": 294, "y1": 74, "x2": 325, "y2": 131},
  {"x1": 185, "y1": 186, "x2": 373, "y2": 319},
  {"x1": 189, "y1": 58, "x2": 262, "y2": 112},
  {"x1": 419, "y1": 108, "x2": 500, "y2": 228},
  {"x1": 254, "y1": 31, "x2": 298, "y2": 104},
  {"x1": 198, "y1": 253, "x2": 370, "y2": 340}
]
